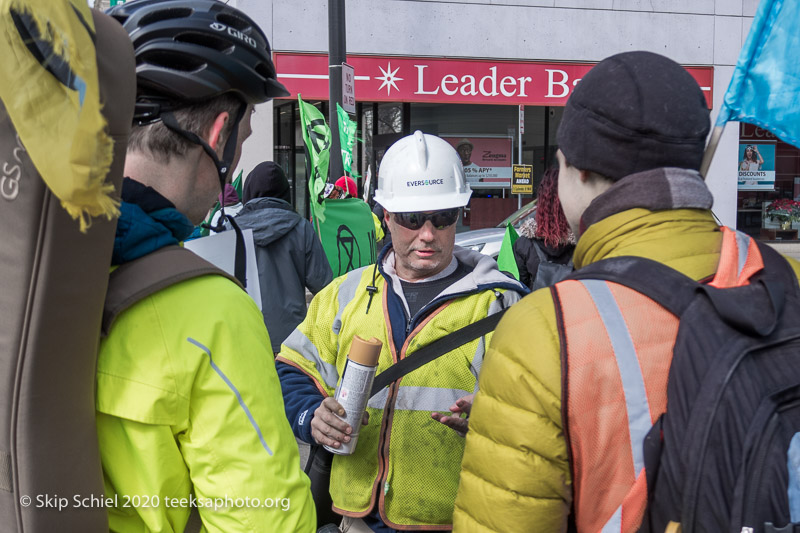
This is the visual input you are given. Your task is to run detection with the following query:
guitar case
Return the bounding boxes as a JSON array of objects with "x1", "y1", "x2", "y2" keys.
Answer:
[{"x1": 0, "y1": 8, "x2": 134, "y2": 531}]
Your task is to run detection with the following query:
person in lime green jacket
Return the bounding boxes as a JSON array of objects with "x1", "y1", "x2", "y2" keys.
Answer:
[
  {"x1": 453, "y1": 52, "x2": 800, "y2": 532},
  {"x1": 96, "y1": 2, "x2": 314, "y2": 531}
]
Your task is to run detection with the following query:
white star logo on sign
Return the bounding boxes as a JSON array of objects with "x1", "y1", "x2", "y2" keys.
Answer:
[{"x1": 376, "y1": 62, "x2": 403, "y2": 95}]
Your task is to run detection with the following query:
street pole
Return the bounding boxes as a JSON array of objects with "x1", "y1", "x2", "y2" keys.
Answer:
[
  {"x1": 328, "y1": 0, "x2": 346, "y2": 183},
  {"x1": 518, "y1": 105, "x2": 523, "y2": 209}
]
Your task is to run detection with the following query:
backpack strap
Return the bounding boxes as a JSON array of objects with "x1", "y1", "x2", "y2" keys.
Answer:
[
  {"x1": 102, "y1": 245, "x2": 242, "y2": 337},
  {"x1": 567, "y1": 255, "x2": 699, "y2": 317},
  {"x1": 568, "y1": 252, "x2": 791, "y2": 337}
]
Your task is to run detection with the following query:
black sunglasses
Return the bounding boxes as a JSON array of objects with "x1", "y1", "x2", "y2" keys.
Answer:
[{"x1": 393, "y1": 208, "x2": 460, "y2": 230}]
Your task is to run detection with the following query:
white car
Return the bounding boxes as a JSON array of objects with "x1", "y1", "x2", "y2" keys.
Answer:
[{"x1": 455, "y1": 200, "x2": 537, "y2": 258}]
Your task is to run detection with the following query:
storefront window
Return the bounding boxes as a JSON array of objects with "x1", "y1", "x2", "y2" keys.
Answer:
[
  {"x1": 361, "y1": 105, "x2": 374, "y2": 192},
  {"x1": 276, "y1": 99, "x2": 566, "y2": 229},
  {"x1": 272, "y1": 101, "x2": 316, "y2": 218},
  {"x1": 737, "y1": 123, "x2": 800, "y2": 241},
  {"x1": 377, "y1": 103, "x2": 403, "y2": 134},
  {"x1": 406, "y1": 103, "x2": 561, "y2": 228},
  {"x1": 274, "y1": 103, "x2": 294, "y2": 201}
]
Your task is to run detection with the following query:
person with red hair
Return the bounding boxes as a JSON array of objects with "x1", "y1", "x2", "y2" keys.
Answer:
[{"x1": 512, "y1": 167, "x2": 575, "y2": 290}]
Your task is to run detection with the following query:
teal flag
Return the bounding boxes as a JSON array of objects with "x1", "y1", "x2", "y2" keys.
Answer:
[
  {"x1": 337, "y1": 103, "x2": 359, "y2": 177},
  {"x1": 496, "y1": 223, "x2": 520, "y2": 280},
  {"x1": 298, "y1": 95, "x2": 331, "y2": 216},
  {"x1": 313, "y1": 197, "x2": 378, "y2": 276},
  {"x1": 716, "y1": 0, "x2": 800, "y2": 147}
]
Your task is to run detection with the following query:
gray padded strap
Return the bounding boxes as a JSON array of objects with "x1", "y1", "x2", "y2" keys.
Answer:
[{"x1": 102, "y1": 245, "x2": 242, "y2": 336}]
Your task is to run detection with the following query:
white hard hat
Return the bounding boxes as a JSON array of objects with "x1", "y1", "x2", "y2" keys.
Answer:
[{"x1": 374, "y1": 131, "x2": 472, "y2": 213}]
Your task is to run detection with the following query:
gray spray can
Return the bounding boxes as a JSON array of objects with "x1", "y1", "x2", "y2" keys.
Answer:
[{"x1": 324, "y1": 336, "x2": 382, "y2": 455}]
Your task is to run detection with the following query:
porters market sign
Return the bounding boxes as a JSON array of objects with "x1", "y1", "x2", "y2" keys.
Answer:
[{"x1": 274, "y1": 53, "x2": 713, "y2": 107}]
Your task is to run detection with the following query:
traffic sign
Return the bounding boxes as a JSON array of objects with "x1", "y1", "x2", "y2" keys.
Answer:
[{"x1": 342, "y1": 62, "x2": 356, "y2": 114}]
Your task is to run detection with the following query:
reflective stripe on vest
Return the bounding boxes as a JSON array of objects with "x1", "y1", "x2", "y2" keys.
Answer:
[
  {"x1": 282, "y1": 328, "x2": 339, "y2": 390},
  {"x1": 332, "y1": 269, "x2": 365, "y2": 335},
  {"x1": 557, "y1": 228, "x2": 763, "y2": 532},
  {"x1": 367, "y1": 386, "x2": 470, "y2": 413}
]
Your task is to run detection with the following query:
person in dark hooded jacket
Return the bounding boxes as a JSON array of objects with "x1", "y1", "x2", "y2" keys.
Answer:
[{"x1": 234, "y1": 162, "x2": 332, "y2": 353}]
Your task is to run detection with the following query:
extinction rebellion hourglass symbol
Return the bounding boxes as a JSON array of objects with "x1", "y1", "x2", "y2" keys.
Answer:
[{"x1": 336, "y1": 225, "x2": 361, "y2": 276}]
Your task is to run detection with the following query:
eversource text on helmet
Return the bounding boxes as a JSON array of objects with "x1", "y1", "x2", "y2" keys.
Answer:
[{"x1": 406, "y1": 179, "x2": 445, "y2": 187}]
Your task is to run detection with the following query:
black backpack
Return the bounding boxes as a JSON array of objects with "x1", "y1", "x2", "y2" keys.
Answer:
[
  {"x1": 569, "y1": 242, "x2": 800, "y2": 533},
  {"x1": 531, "y1": 240, "x2": 574, "y2": 291}
]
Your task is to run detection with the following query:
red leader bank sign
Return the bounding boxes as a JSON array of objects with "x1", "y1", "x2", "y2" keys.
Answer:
[{"x1": 273, "y1": 53, "x2": 714, "y2": 108}]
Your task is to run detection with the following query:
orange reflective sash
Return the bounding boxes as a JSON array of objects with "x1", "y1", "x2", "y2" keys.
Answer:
[{"x1": 556, "y1": 228, "x2": 763, "y2": 532}]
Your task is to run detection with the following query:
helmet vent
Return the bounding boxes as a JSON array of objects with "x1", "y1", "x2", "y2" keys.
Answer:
[
  {"x1": 254, "y1": 62, "x2": 272, "y2": 81},
  {"x1": 216, "y1": 12, "x2": 251, "y2": 32},
  {"x1": 414, "y1": 130, "x2": 428, "y2": 170},
  {"x1": 139, "y1": 7, "x2": 193, "y2": 27},
  {"x1": 141, "y1": 50, "x2": 205, "y2": 72},
  {"x1": 175, "y1": 32, "x2": 234, "y2": 53}
]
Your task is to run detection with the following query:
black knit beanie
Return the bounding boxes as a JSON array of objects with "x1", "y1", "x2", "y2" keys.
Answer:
[
  {"x1": 556, "y1": 51, "x2": 710, "y2": 181},
  {"x1": 243, "y1": 161, "x2": 291, "y2": 204}
]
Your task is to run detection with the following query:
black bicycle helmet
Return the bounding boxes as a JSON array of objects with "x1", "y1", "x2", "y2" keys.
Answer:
[{"x1": 108, "y1": 0, "x2": 288, "y2": 119}]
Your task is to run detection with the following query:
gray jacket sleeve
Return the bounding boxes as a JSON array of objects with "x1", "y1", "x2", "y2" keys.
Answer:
[{"x1": 304, "y1": 223, "x2": 333, "y2": 294}]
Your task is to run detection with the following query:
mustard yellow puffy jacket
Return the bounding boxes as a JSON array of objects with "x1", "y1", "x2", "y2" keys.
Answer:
[{"x1": 453, "y1": 208, "x2": 800, "y2": 532}]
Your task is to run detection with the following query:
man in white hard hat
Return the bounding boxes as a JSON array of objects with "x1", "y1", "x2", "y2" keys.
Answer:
[{"x1": 277, "y1": 131, "x2": 528, "y2": 531}]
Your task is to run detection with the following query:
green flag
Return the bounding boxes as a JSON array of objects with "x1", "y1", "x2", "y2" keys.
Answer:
[
  {"x1": 496, "y1": 223, "x2": 520, "y2": 280},
  {"x1": 198, "y1": 170, "x2": 244, "y2": 237},
  {"x1": 298, "y1": 95, "x2": 331, "y2": 218},
  {"x1": 232, "y1": 169, "x2": 243, "y2": 200},
  {"x1": 313, "y1": 197, "x2": 378, "y2": 276},
  {"x1": 337, "y1": 103, "x2": 359, "y2": 177}
]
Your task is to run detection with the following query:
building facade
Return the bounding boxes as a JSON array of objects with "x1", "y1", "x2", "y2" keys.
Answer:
[{"x1": 226, "y1": 1, "x2": 798, "y2": 239}]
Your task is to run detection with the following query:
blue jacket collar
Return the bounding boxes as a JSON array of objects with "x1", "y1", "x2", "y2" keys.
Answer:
[{"x1": 112, "y1": 178, "x2": 194, "y2": 265}]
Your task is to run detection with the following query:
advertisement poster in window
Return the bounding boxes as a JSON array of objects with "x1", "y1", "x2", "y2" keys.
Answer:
[
  {"x1": 443, "y1": 136, "x2": 512, "y2": 189},
  {"x1": 738, "y1": 142, "x2": 776, "y2": 191}
]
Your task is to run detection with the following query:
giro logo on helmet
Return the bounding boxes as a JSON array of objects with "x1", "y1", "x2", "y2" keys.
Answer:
[
  {"x1": 208, "y1": 22, "x2": 257, "y2": 48},
  {"x1": 406, "y1": 179, "x2": 445, "y2": 187}
]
